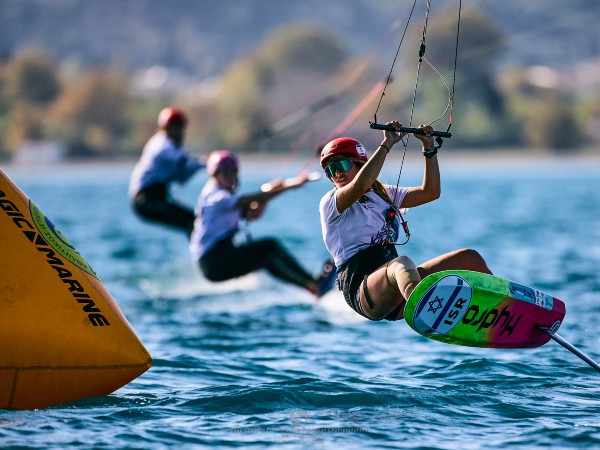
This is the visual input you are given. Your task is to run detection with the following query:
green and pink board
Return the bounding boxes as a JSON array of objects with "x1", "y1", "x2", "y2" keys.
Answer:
[{"x1": 405, "y1": 270, "x2": 566, "y2": 348}]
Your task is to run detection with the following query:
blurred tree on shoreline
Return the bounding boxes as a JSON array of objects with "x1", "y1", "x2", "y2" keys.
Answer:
[
  {"x1": 0, "y1": 46, "x2": 61, "y2": 158},
  {"x1": 48, "y1": 69, "x2": 131, "y2": 157},
  {"x1": 214, "y1": 23, "x2": 348, "y2": 150}
]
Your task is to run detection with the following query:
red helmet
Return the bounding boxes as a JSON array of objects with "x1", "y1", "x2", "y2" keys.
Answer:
[
  {"x1": 320, "y1": 137, "x2": 368, "y2": 168},
  {"x1": 207, "y1": 150, "x2": 239, "y2": 176},
  {"x1": 157, "y1": 107, "x2": 187, "y2": 128}
]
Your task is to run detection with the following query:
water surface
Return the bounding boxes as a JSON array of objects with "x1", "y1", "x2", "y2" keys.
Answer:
[{"x1": 1, "y1": 156, "x2": 599, "y2": 449}]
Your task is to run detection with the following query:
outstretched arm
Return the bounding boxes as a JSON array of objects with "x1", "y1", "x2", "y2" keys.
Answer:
[{"x1": 235, "y1": 171, "x2": 311, "y2": 219}]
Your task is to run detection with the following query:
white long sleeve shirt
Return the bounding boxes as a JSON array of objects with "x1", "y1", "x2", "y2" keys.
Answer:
[{"x1": 129, "y1": 131, "x2": 203, "y2": 197}]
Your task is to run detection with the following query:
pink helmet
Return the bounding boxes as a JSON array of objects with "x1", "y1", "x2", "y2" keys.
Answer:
[
  {"x1": 207, "y1": 150, "x2": 239, "y2": 176},
  {"x1": 320, "y1": 137, "x2": 368, "y2": 168},
  {"x1": 157, "y1": 107, "x2": 187, "y2": 128}
]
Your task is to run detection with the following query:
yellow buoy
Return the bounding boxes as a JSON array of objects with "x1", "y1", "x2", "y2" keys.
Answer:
[{"x1": 0, "y1": 169, "x2": 152, "y2": 410}]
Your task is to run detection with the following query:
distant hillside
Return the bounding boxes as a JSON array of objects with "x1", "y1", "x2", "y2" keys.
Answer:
[{"x1": 1, "y1": 0, "x2": 598, "y2": 80}]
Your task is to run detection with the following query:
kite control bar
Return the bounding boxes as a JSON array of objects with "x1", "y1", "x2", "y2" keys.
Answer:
[{"x1": 369, "y1": 122, "x2": 452, "y2": 138}]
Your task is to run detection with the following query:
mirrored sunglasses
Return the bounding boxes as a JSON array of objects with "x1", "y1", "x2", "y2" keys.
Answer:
[{"x1": 324, "y1": 159, "x2": 353, "y2": 178}]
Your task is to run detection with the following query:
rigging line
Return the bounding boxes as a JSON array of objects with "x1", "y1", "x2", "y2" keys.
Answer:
[
  {"x1": 421, "y1": 56, "x2": 451, "y2": 126},
  {"x1": 322, "y1": 12, "x2": 416, "y2": 146},
  {"x1": 390, "y1": 0, "x2": 433, "y2": 209},
  {"x1": 277, "y1": 120, "x2": 319, "y2": 173},
  {"x1": 337, "y1": 16, "x2": 404, "y2": 94},
  {"x1": 391, "y1": 0, "x2": 462, "y2": 199},
  {"x1": 286, "y1": 78, "x2": 392, "y2": 172},
  {"x1": 271, "y1": 78, "x2": 377, "y2": 174},
  {"x1": 272, "y1": 11, "x2": 404, "y2": 135},
  {"x1": 269, "y1": 79, "x2": 381, "y2": 175},
  {"x1": 379, "y1": 0, "x2": 429, "y2": 248},
  {"x1": 329, "y1": 12, "x2": 417, "y2": 141},
  {"x1": 325, "y1": 78, "x2": 389, "y2": 144},
  {"x1": 384, "y1": 0, "x2": 462, "y2": 248},
  {"x1": 289, "y1": 77, "x2": 389, "y2": 174},
  {"x1": 271, "y1": 13, "x2": 411, "y2": 175},
  {"x1": 314, "y1": 12, "x2": 414, "y2": 149},
  {"x1": 372, "y1": 0, "x2": 419, "y2": 124},
  {"x1": 447, "y1": 0, "x2": 462, "y2": 132},
  {"x1": 270, "y1": 12, "x2": 406, "y2": 142},
  {"x1": 407, "y1": 0, "x2": 432, "y2": 131}
]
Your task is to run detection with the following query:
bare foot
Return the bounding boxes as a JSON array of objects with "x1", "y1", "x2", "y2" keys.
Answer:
[{"x1": 305, "y1": 281, "x2": 320, "y2": 297}]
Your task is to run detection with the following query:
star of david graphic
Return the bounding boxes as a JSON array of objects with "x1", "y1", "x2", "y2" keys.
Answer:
[{"x1": 427, "y1": 296, "x2": 444, "y2": 314}]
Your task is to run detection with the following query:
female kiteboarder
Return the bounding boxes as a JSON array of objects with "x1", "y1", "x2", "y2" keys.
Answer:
[
  {"x1": 319, "y1": 121, "x2": 492, "y2": 321},
  {"x1": 190, "y1": 150, "x2": 335, "y2": 297}
]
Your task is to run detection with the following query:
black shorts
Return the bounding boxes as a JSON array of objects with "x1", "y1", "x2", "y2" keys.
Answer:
[
  {"x1": 132, "y1": 183, "x2": 195, "y2": 234},
  {"x1": 336, "y1": 244, "x2": 398, "y2": 320},
  {"x1": 199, "y1": 235, "x2": 305, "y2": 283},
  {"x1": 199, "y1": 235, "x2": 265, "y2": 281}
]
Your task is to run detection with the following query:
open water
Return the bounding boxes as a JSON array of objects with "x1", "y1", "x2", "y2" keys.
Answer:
[{"x1": 1, "y1": 155, "x2": 600, "y2": 449}]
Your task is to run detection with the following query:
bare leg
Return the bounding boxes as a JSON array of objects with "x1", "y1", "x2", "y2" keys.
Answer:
[
  {"x1": 358, "y1": 256, "x2": 421, "y2": 321},
  {"x1": 357, "y1": 249, "x2": 490, "y2": 322},
  {"x1": 418, "y1": 248, "x2": 492, "y2": 278}
]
